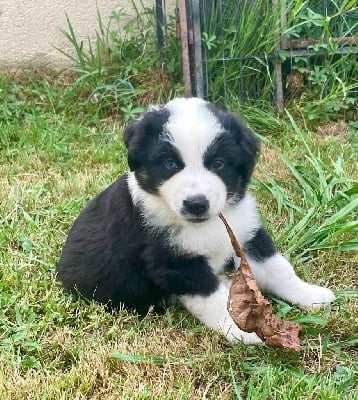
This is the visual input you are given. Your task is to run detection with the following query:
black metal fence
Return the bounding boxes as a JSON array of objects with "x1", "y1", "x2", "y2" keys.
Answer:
[{"x1": 172, "y1": 0, "x2": 358, "y2": 110}]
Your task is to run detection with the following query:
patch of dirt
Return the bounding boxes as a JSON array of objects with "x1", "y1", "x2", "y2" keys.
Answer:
[
  {"x1": 1, "y1": 66, "x2": 81, "y2": 87},
  {"x1": 315, "y1": 121, "x2": 349, "y2": 139}
]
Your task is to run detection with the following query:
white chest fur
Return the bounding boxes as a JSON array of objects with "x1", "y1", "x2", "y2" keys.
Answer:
[
  {"x1": 128, "y1": 172, "x2": 261, "y2": 274},
  {"x1": 168, "y1": 193, "x2": 261, "y2": 273}
]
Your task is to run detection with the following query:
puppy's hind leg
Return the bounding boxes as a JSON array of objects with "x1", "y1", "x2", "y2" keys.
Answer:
[{"x1": 243, "y1": 227, "x2": 335, "y2": 308}]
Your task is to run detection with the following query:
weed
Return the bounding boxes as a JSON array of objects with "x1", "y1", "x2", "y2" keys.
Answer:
[
  {"x1": 58, "y1": 3, "x2": 182, "y2": 119},
  {"x1": 253, "y1": 111, "x2": 357, "y2": 262}
]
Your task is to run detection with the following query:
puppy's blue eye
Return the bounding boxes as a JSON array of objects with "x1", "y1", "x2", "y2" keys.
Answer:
[
  {"x1": 164, "y1": 159, "x2": 179, "y2": 171},
  {"x1": 212, "y1": 158, "x2": 225, "y2": 170}
]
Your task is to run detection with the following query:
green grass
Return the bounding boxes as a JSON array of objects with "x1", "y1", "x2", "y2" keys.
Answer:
[{"x1": 0, "y1": 70, "x2": 357, "y2": 399}]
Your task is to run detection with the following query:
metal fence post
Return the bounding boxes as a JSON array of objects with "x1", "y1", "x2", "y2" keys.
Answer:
[
  {"x1": 273, "y1": 0, "x2": 284, "y2": 112},
  {"x1": 178, "y1": 0, "x2": 193, "y2": 97},
  {"x1": 155, "y1": 0, "x2": 164, "y2": 49},
  {"x1": 192, "y1": 0, "x2": 204, "y2": 98}
]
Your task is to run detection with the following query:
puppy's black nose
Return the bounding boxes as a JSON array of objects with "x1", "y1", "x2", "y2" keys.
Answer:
[{"x1": 183, "y1": 195, "x2": 209, "y2": 216}]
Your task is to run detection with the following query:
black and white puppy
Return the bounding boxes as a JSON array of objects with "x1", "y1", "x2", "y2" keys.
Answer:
[{"x1": 57, "y1": 97, "x2": 335, "y2": 344}]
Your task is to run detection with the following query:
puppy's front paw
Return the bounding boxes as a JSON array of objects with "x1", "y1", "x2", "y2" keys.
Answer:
[
  {"x1": 294, "y1": 284, "x2": 335, "y2": 308},
  {"x1": 221, "y1": 324, "x2": 263, "y2": 345},
  {"x1": 232, "y1": 331, "x2": 263, "y2": 345}
]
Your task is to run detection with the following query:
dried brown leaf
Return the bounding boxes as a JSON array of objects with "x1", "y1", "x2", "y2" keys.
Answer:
[{"x1": 219, "y1": 213, "x2": 301, "y2": 351}]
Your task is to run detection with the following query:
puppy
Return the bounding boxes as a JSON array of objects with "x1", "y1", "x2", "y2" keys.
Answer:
[{"x1": 57, "y1": 97, "x2": 335, "y2": 344}]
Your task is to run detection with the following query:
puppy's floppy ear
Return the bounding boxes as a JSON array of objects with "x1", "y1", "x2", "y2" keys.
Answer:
[
  {"x1": 207, "y1": 103, "x2": 260, "y2": 160},
  {"x1": 123, "y1": 107, "x2": 170, "y2": 171},
  {"x1": 123, "y1": 120, "x2": 139, "y2": 150},
  {"x1": 236, "y1": 119, "x2": 260, "y2": 185},
  {"x1": 211, "y1": 101, "x2": 228, "y2": 112},
  {"x1": 124, "y1": 106, "x2": 170, "y2": 149},
  {"x1": 224, "y1": 112, "x2": 260, "y2": 185},
  {"x1": 207, "y1": 103, "x2": 260, "y2": 186},
  {"x1": 123, "y1": 120, "x2": 144, "y2": 171},
  {"x1": 234, "y1": 115, "x2": 260, "y2": 161}
]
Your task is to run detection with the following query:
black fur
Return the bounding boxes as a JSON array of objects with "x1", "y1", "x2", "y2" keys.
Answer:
[
  {"x1": 123, "y1": 108, "x2": 184, "y2": 194},
  {"x1": 243, "y1": 227, "x2": 277, "y2": 261},
  {"x1": 57, "y1": 175, "x2": 219, "y2": 314}
]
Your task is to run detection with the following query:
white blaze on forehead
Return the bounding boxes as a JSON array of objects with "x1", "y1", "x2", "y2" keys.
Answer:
[{"x1": 164, "y1": 98, "x2": 223, "y2": 164}]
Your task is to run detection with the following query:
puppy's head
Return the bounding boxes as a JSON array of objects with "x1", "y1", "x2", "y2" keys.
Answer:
[{"x1": 124, "y1": 98, "x2": 259, "y2": 224}]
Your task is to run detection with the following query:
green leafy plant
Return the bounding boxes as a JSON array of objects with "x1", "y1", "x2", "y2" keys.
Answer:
[
  {"x1": 58, "y1": 3, "x2": 182, "y2": 119},
  {"x1": 201, "y1": 0, "x2": 357, "y2": 125},
  {"x1": 254, "y1": 111, "x2": 358, "y2": 261},
  {"x1": 285, "y1": 1, "x2": 358, "y2": 123},
  {"x1": 201, "y1": 0, "x2": 281, "y2": 103}
]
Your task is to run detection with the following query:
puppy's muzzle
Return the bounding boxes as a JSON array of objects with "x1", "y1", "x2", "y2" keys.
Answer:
[{"x1": 182, "y1": 195, "x2": 209, "y2": 221}]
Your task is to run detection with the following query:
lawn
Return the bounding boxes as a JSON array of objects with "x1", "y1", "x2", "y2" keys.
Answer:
[{"x1": 0, "y1": 71, "x2": 357, "y2": 399}]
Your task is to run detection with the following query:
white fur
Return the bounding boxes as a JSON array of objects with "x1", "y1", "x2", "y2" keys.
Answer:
[
  {"x1": 179, "y1": 284, "x2": 262, "y2": 344},
  {"x1": 164, "y1": 98, "x2": 222, "y2": 163},
  {"x1": 158, "y1": 98, "x2": 229, "y2": 222},
  {"x1": 160, "y1": 167, "x2": 227, "y2": 222},
  {"x1": 247, "y1": 254, "x2": 336, "y2": 308},
  {"x1": 128, "y1": 172, "x2": 260, "y2": 263}
]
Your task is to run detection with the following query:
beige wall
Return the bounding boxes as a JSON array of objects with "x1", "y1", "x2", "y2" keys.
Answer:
[{"x1": 0, "y1": 0, "x2": 158, "y2": 68}]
